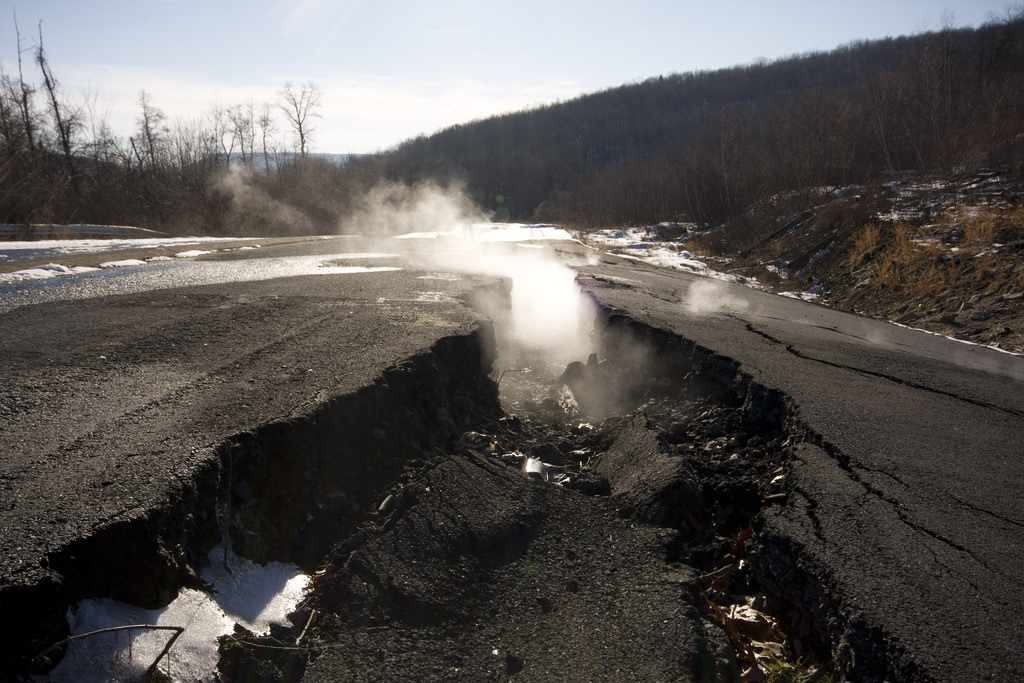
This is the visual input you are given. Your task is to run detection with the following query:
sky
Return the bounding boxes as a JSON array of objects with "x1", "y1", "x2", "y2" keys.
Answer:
[{"x1": 2, "y1": 0, "x2": 1018, "y2": 154}]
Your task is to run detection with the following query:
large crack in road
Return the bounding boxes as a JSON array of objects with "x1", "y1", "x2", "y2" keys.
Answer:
[
  {"x1": 21, "y1": 285, "x2": 865, "y2": 682},
  {"x1": 210, "y1": 309, "x2": 842, "y2": 682}
]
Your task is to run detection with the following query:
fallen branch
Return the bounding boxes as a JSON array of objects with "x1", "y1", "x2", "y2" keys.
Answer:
[{"x1": 33, "y1": 624, "x2": 184, "y2": 677}]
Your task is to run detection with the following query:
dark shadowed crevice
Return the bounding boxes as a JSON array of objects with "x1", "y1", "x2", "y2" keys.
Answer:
[{"x1": 15, "y1": 326, "x2": 500, "y2": 680}]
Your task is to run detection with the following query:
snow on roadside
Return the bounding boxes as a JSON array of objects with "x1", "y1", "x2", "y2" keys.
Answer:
[
  {"x1": 582, "y1": 226, "x2": 776, "y2": 289},
  {"x1": 99, "y1": 259, "x2": 147, "y2": 268},
  {"x1": 889, "y1": 321, "x2": 1022, "y2": 356},
  {"x1": 0, "y1": 236, "x2": 254, "y2": 263},
  {"x1": 586, "y1": 227, "x2": 710, "y2": 274},
  {"x1": 0, "y1": 263, "x2": 101, "y2": 282},
  {"x1": 39, "y1": 543, "x2": 308, "y2": 683},
  {"x1": 174, "y1": 249, "x2": 218, "y2": 258},
  {"x1": 0, "y1": 238, "x2": 261, "y2": 283}
]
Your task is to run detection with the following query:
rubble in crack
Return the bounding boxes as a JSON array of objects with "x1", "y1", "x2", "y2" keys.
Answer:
[{"x1": 250, "y1": 316, "x2": 836, "y2": 682}]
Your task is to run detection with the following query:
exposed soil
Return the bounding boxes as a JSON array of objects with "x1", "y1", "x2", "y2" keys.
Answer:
[{"x1": 691, "y1": 169, "x2": 1024, "y2": 355}]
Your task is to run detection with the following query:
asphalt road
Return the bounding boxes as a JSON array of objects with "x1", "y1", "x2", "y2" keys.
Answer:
[
  {"x1": 573, "y1": 253, "x2": 1024, "y2": 681},
  {"x1": 1, "y1": 234, "x2": 1022, "y2": 681}
]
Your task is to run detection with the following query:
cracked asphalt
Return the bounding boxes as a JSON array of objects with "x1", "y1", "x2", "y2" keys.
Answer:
[
  {"x1": 2, "y1": 235, "x2": 1022, "y2": 681},
  {"x1": 574, "y1": 254, "x2": 1024, "y2": 681}
]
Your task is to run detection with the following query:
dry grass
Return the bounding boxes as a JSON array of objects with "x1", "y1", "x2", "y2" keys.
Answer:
[
  {"x1": 957, "y1": 209, "x2": 997, "y2": 247},
  {"x1": 847, "y1": 222, "x2": 881, "y2": 269},
  {"x1": 870, "y1": 223, "x2": 926, "y2": 290},
  {"x1": 853, "y1": 205, "x2": 1024, "y2": 298},
  {"x1": 941, "y1": 204, "x2": 1024, "y2": 246},
  {"x1": 951, "y1": 205, "x2": 1024, "y2": 293}
]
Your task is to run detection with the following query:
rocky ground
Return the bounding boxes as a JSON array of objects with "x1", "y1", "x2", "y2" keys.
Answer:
[{"x1": 691, "y1": 169, "x2": 1024, "y2": 356}]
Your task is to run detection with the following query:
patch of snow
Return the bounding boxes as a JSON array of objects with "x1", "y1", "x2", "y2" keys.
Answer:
[
  {"x1": 100, "y1": 259, "x2": 148, "y2": 268},
  {"x1": 475, "y1": 223, "x2": 574, "y2": 242},
  {"x1": 413, "y1": 291, "x2": 454, "y2": 302},
  {"x1": 0, "y1": 236, "x2": 252, "y2": 264},
  {"x1": 417, "y1": 272, "x2": 463, "y2": 281},
  {"x1": 0, "y1": 263, "x2": 100, "y2": 282},
  {"x1": 795, "y1": 241, "x2": 835, "y2": 279},
  {"x1": 678, "y1": 258, "x2": 709, "y2": 272},
  {"x1": 779, "y1": 288, "x2": 821, "y2": 302},
  {"x1": 39, "y1": 544, "x2": 308, "y2": 683},
  {"x1": 890, "y1": 321, "x2": 1021, "y2": 356}
]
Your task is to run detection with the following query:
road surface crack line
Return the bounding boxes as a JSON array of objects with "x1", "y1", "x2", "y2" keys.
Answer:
[
  {"x1": 809, "y1": 435, "x2": 1002, "y2": 580},
  {"x1": 948, "y1": 492, "x2": 1024, "y2": 531},
  {"x1": 743, "y1": 322, "x2": 1024, "y2": 418}
]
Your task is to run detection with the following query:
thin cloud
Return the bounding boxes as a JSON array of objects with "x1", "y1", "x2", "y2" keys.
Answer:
[
  {"x1": 45, "y1": 62, "x2": 582, "y2": 153},
  {"x1": 274, "y1": 0, "x2": 363, "y2": 50}
]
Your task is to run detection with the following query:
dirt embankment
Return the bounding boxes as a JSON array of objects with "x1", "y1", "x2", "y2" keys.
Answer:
[{"x1": 693, "y1": 170, "x2": 1024, "y2": 355}]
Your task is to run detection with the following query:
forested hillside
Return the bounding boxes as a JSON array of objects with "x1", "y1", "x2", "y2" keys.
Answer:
[
  {"x1": 3, "y1": 14, "x2": 1023, "y2": 237},
  {"x1": 358, "y1": 14, "x2": 1024, "y2": 229}
]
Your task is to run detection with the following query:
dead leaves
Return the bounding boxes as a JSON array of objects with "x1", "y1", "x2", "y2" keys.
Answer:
[{"x1": 705, "y1": 596, "x2": 790, "y2": 674}]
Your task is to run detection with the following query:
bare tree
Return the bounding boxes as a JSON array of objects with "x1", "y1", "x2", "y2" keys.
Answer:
[
  {"x1": 206, "y1": 100, "x2": 235, "y2": 167},
  {"x1": 257, "y1": 101, "x2": 278, "y2": 173},
  {"x1": 0, "y1": 69, "x2": 27, "y2": 154},
  {"x1": 12, "y1": 13, "x2": 37, "y2": 152},
  {"x1": 278, "y1": 81, "x2": 321, "y2": 158},
  {"x1": 133, "y1": 90, "x2": 168, "y2": 170},
  {"x1": 81, "y1": 89, "x2": 121, "y2": 166},
  {"x1": 227, "y1": 100, "x2": 256, "y2": 167},
  {"x1": 36, "y1": 22, "x2": 81, "y2": 194}
]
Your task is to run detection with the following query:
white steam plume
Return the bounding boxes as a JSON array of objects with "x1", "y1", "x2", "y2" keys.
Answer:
[
  {"x1": 683, "y1": 279, "x2": 750, "y2": 316},
  {"x1": 215, "y1": 166, "x2": 314, "y2": 233},
  {"x1": 344, "y1": 181, "x2": 596, "y2": 367},
  {"x1": 339, "y1": 179, "x2": 482, "y2": 237}
]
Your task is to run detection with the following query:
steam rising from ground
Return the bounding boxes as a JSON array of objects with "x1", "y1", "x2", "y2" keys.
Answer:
[
  {"x1": 340, "y1": 180, "x2": 483, "y2": 237},
  {"x1": 345, "y1": 181, "x2": 596, "y2": 372},
  {"x1": 461, "y1": 242, "x2": 597, "y2": 365},
  {"x1": 684, "y1": 279, "x2": 750, "y2": 315},
  {"x1": 215, "y1": 167, "x2": 314, "y2": 234}
]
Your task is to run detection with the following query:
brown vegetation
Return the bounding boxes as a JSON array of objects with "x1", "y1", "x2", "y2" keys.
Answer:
[
  {"x1": 696, "y1": 176, "x2": 1024, "y2": 354},
  {"x1": 858, "y1": 206, "x2": 1024, "y2": 298}
]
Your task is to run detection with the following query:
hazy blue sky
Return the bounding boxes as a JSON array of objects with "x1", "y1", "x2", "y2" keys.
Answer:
[{"x1": 3, "y1": 0, "x2": 1018, "y2": 153}]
